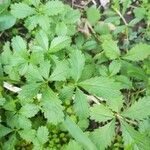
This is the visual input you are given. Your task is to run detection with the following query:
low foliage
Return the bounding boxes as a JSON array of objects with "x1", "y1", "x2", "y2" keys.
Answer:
[{"x1": 0, "y1": 0, "x2": 150, "y2": 150}]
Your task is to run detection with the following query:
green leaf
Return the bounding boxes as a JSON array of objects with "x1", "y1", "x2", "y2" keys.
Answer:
[
  {"x1": 78, "y1": 77, "x2": 122, "y2": 104},
  {"x1": 109, "y1": 60, "x2": 121, "y2": 76},
  {"x1": 56, "y1": 22, "x2": 67, "y2": 36},
  {"x1": 18, "y1": 83, "x2": 41, "y2": 101},
  {"x1": 64, "y1": 9, "x2": 80, "y2": 24},
  {"x1": 44, "y1": 0, "x2": 64, "y2": 16},
  {"x1": 49, "y1": 60, "x2": 68, "y2": 81},
  {"x1": 74, "y1": 88, "x2": 90, "y2": 119},
  {"x1": 123, "y1": 43, "x2": 150, "y2": 61},
  {"x1": 59, "y1": 85, "x2": 75, "y2": 101},
  {"x1": 0, "y1": 98, "x2": 6, "y2": 106},
  {"x1": 41, "y1": 88, "x2": 64, "y2": 124},
  {"x1": 86, "y1": 6, "x2": 101, "y2": 25},
  {"x1": 63, "y1": 116, "x2": 97, "y2": 150},
  {"x1": 69, "y1": 50, "x2": 85, "y2": 82},
  {"x1": 19, "y1": 129, "x2": 36, "y2": 142},
  {"x1": 25, "y1": 15, "x2": 39, "y2": 30},
  {"x1": 1, "y1": 42, "x2": 12, "y2": 65},
  {"x1": 90, "y1": 120, "x2": 115, "y2": 150},
  {"x1": 49, "y1": 36, "x2": 71, "y2": 53},
  {"x1": 17, "y1": 115, "x2": 32, "y2": 129},
  {"x1": 35, "y1": 30, "x2": 49, "y2": 51},
  {"x1": 0, "y1": 12, "x2": 16, "y2": 31},
  {"x1": 11, "y1": 2, "x2": 35, "y2": 19},
  {"x1": 11, "y1": 36, "x2": 27, "y2": 51},
  {"x1": 121, "y1": 97, "x2": 150, "y2": 120},
  {"x1": 3, "y1": 134, "x2": 17, "y2": 150},
  {"x1": 37, "y1": 126, "x2": 49, "y2": 144},
  {"x1": 90, "y1": 104, "x2": 114, "y2": 122},
  {"x1": 19, "y1": 103, "x2": 39, "y2": 118},
  {"x1": 25, "y1": 65, "x2": 44, "y2": 82},
  {"x1": 65, "y1": 140, "x2": 83, "y2": 150},
  {"x1": 121, "y1": 120, "x2": 150, "y2": 150},
  {"x1": 38, "y1": 60, "x2": 51, "y2": 80},
  {"x1": 102, "y1": 37, "x2": 120, "y2": 60},
  {"x1": 0, "y1": 125, "x2": 12, "y2": 138}
]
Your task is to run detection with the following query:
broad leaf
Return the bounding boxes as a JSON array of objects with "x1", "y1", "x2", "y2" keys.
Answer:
[
  {"x1": 102, "y1": 37, "x2": 120, "y2": 60},
  {"x1": 19, "y1": 103, "x2": 39, "y2": 118},
  {"x1": 18, "y1": 83, "x2": 41, "y2": 101},
  {"x1": 19, "y1": 129, "x2": 36, "y2": 142},
  {"x1": 0, "y1": 12, "x2": 16, "y2": 31},
  {"x1": 11, "y1": 2, "x2": 35, "y2": 19},
  {"x1": 44, "y1": 0, "x2": 64, "y2": 16},
  {"x1": 78, "y1": 77, "x2": 122, "y2": 109},
  {"x1": 65, "y1": 140, "x2": 83, "y2": 150},
  {"x1": 49, "y1": 36, "x2": 71, "y2": 53},
  {"x1": 69, "y1": 50, "x2": 85, "y2": 82},
  {"x1": 121, "y1": 120, "x2": 150, "y2": 150},
  {"x1": 49, "y1": 60, "x2": 69, "y2": 81},
  {"x1": 86, "y1": 6, "x2": 101, "y2": 25},
  {"x1": 90, "y1": 104, "x2": 114, "y2": 122},
  {"x1": 37, "y1": 126, "x2": 49, "y2": 144},
  {"x1": 35, "y1": 30, "x2": 49, "y2": 51},
  {"x1": 0, "y1": 125, "x2": 12, "y2": 138},
  {"x1": 90, "y1": 120, "x2": 115, "y2": 150},
  {"x1": 41, "y1": 87, "x2": 64, "y2": 124},
  {"x1": 123, "y1": 43, "x2": 150, "y2": 61},
  {"x1": 122, "y1": 97, "x2": 150, "y2": 120},
  {"x1": 74, "y1": 88, "x2": 90, "y2": 119}
]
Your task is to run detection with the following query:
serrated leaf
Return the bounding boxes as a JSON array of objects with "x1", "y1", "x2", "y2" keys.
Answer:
[
  {"x1": 74, "y1": 88, "x2": 90, "y2": 119},
  {"x1": 11, "y1": 2, "x2": 35, "y2": 19},
  {"x1": 90, "y1": 120, "x2": 115, "y2": 150},
  {"x1": 0, "y1": 98, "x2": 6, "y2": 106},
  {"x1": 78, "y1": 77, "x2": 122, "y2": 104},
  {"x1": 25, "y1": 15, "x2": 39, "y2": 30},
  {"x1": 139, "y1": 119, "x2": 150, "y2": 137},
  {"x1": 37, "y1": 126, "x2": 49, "y2": 144},
  {"x1": 56, "y1": 22, "x2": 67, "y2": 36},
  {"x1": 123, "y1": 43, "x2": 150, "y2": 61},
  {"x1": 121, "y1": 120, "x2": 150, "y2": 150},
  {"x1": 18, "y1": 115, "x2": 32, "y2": 129},
  {"x1": 59, "y1": 85, "x2": 75, "y2": 100},
  {"x1": 63, "y1": 116, "x2": 97, "y2": 150},
  {"x1": 41, "y1": 88, "x2": 64, "y2": 124},
  {"x1": 35, "y1": 30, "x2": 49, "y2": 51},
  {"x1": 49, "y1": 36, "x2": 71, "y2": 53},
  {"x1": 20, "y1": 103, "x2": 39, "y2": 118},
  {"x1": 3, "y1": 134, "x2": 17, "y2": 150},
  {"x1": 90, "y1": 104, "x2": 114, "y2": 122},
  {"x1": 86, "y1": 6, "x2": 101, "y2": 25},
  {"x1": 44, "y1": 0, "x2": 64, "y2": 16},
  {"x1": 1, "y1": 42, "x2": 12, "y2": 65},
  {"x1": 11, "y1": 36, "x2": 27, "y2": 52},
  {"x1": 25, "y1": 65, "x2": 44, "y2": 82},
  {"x1": 0, "y1": 125, "x2": 12, "y2": 138},
  {"x1": 64, "y1": 9, "x2": 80, "y2": 24},
  {"x1": 38, "y1": 60, "x2": 51, "y2": 80},
  {"x1": 102, "y1": 37, "x2": 120, "y2": 59},
  {"x1": 18, "y1": 83, "x2": 41, "y2": 101},
  {"x1": 109, "y1": 60, "x2": 121, "y2": 76},
  {"x1": 121, "y1": 97, "x2": 150, "y2": 120},
  {"x1": 0, "y1": 12, "x2": 16, "y2": 31},
  {"x1": 65, "y1": 140, "x2": 83, "y2": 150},
  {"x1": 69, "y1": 50, "x2": 85, "y2": 82},
  {"x1": 19, "y1": 129, "x2": 36, "y2": 142},
  {"x1": 49, "y1": 60, "x2": 68, "y2": 81}
]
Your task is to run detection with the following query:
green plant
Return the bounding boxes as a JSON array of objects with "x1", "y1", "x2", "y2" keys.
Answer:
[{"x1": 0, "y1": 0, "x2": 150, "y2": 150}]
